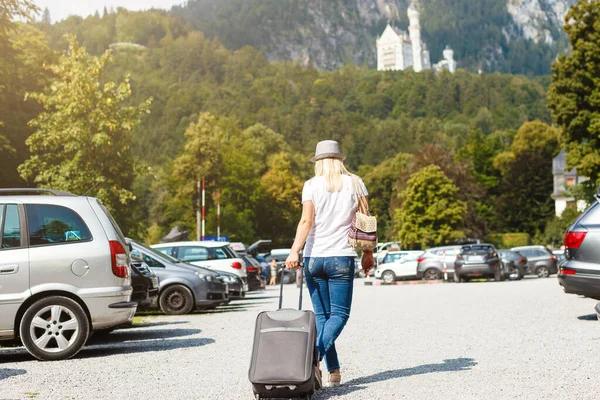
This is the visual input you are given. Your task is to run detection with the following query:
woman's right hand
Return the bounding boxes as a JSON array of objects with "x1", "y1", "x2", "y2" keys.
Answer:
[
  {"x1": 285, "y1": 251, "x2": 300, "y2": 270},
  {"x1": 362, "y1": 250, "x2": 374, "y2": 275}
]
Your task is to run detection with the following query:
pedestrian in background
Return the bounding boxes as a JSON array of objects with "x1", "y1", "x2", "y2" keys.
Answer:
[
  {"x1": 286, "y1": 140, "x2": 374, "y2": 388},
  {"x1": 269, "y1": 258, "x2": 278, "y2": 286}
]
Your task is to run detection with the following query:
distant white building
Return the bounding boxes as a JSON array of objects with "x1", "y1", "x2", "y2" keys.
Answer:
[
  {"x1": 552, "y1": 150, "x2": 588, "y2": 217},
  {"x1": 434, "y1": 46, "x2": 457, "y2": 73},
  {"x1": 376, "y1": 3, "x2": 455, "y2": 73}
]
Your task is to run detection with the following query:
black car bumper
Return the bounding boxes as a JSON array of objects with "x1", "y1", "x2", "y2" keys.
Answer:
[
  {"x1": 455, "y1": 264, "x2": 497, "y2": 277},
  {"x1": 558, "y1": 273, "x2": 600, "y2": 300}
]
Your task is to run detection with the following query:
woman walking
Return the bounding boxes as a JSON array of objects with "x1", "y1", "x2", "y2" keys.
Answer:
[{"x1": 285, "y1": 140, "x2": 374, "y2": 388}]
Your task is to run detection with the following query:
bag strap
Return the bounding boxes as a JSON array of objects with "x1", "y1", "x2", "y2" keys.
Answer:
[{"x1": 351, "y1": 174, "x2": 370, "y2": 216}]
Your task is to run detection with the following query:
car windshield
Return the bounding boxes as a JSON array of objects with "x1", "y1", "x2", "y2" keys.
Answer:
[
  {"x1": 133, "y1": 241, "x2": 180, "y2": 263},
  {"x1": 461, "y1": 245, "x2": 494, "y2": 254}
]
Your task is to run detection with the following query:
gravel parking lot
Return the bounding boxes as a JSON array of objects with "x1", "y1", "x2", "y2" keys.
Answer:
[{"x1": 1, "y1": 277, "x2": 599, "y2": 399}]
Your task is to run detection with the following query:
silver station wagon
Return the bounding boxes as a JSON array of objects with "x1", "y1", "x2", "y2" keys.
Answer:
[{"x1": 0, "y1": 189, "x2": 136, "y2": 361}]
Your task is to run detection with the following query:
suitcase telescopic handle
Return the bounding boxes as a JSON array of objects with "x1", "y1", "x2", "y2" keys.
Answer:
[{"x1": 278, "y1": 264, "x2": 304, "y2": 310}]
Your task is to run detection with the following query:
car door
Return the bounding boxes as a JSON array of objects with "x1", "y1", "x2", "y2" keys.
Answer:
[
  {"x1": 26, "y1": 203, "x2": 108, "y2": 294},
  {"x1": 0, "y1": 203, "x2": 30, "y2": 338},
  {"x1": 518, "y1": 249, "x2": 537, "y2": 271}
]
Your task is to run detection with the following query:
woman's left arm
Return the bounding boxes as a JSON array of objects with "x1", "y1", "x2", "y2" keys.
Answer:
[{"x1": 285, "y1": 200, "x2": 315, "y2": 269}]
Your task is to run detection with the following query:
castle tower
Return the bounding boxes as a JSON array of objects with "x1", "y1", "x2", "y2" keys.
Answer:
[
  {"x1": 443, "y1": 45, "x2": 457, "y2": 73},
  {"x1": 407, "y1": 3, "x2": 423, "y2": 72}
]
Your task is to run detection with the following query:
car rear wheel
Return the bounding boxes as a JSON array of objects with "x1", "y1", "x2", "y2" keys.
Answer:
[
  {"x1": 282, "y1": 272, "x2": 292, "y2": 284},
  {"x1": 382, "y1": 270, "x2": 396, "y2": 284},
  {"x1": 509, "y1": 268, "x2": 523, "y2": 281},
  {"x1": 536, "y1": 266, "x2": 550, "y2": 278},
  {"x1": 423, "y1": 268, "x2": 441, "y2": 280},
  {"x1": 160, "y1": 285, "x2": 194, "y2": 315},
  {"x1": 20, "y1": 296, "x2": 89, "y2": 361}
]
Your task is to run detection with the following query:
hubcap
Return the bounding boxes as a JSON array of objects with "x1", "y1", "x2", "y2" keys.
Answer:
[
  {"x1": 538, "y1": 268, "x2": 549, "y2": 278},
  {"x1": 383, "y1": 272, "x2": 394, "y2": 284},
  {"x1": 168, "y1": 291, "x2": 184, "y2": 310},
  {"x1": 30, "y1": 305, "x2": 79, "y2": 353},
  {"x1": 425, "y1": 270, "x2": 438, "y2": 280}
]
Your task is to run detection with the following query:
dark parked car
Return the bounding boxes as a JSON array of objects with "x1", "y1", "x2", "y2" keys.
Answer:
[
  {"x1": 454, "y1": 244, "x2": 503, "y2": 282},
  {"x1": 241, "y1": 254, "x2": 266, "y2": 291},
  {"x1": 559, "y1": 197, "x2": 600, "y2": 300},
  {"x1": 498, "y1": 250, "x2": 528, "y2": 280},
  {"x1": 216, "y1": 271, "x2": 246, "y2": 299},
  {"x1": 510, "y1": 245, "x2": 558, "y2": 278},
  {"x1": 127, "y1": 239, "x2": 230, "y2": 314},
  {"x1": 416, "y1": 246, "x2": 462, "y2": 280},
  {"x1": 130, "y1": 257, "x2": 159, "y2": 310}
]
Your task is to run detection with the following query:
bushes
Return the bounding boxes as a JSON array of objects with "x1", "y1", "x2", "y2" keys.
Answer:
[{"x1": 487, "y1": 233, "x2": 530, "y2": 249}]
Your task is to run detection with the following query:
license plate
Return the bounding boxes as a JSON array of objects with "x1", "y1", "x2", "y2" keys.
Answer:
[{"x1": 468, "y1": 256, "x2": 485, "y2": 262}]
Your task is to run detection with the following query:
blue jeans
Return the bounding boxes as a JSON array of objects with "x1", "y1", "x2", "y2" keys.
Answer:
[{"x1": 304, "y1": 256, "x2": 354, "y2": 372}]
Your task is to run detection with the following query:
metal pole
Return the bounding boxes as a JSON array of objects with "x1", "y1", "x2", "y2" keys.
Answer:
[
  {"x1": 217, "y1": 188, "x2": 221, "y2": 240},
  {"x1": 201, "y1": 177, "x2": 205, "y2": 241},
  {"x1": 196, "y1": 180, "x2": 200, "y2": 241}
]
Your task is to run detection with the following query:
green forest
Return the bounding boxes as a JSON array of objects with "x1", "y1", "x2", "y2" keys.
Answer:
[{"x1": 1, "y1": 0, "x2": 598, "y2": 249}]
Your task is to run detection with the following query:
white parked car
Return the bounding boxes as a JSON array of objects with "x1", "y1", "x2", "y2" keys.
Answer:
[
  {"x1": 151, "y1": 241, "x2": 248, "y2": 283},
  {"x1": 375, "y1": 252, "x2": 423, "y2": 283}
]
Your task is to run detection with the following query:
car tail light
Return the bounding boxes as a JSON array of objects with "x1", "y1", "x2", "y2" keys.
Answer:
[
  {"x1": 560, "y1": 268, "x2": 576, "y2": 275},
  {"x1": 232, "y1": 261, "x2": 243, "y2": 270},
  {"x1": 109, "y1": 240, "x2": 129, "y2": 278},
  {"x1": 518, "y1": 258, "x2": 527, "y2": 264},
  {"x1": 491, "y1": 252, "x2": 497, "y2": 258},
  {"x1": 550, "y1": 255, "x2": 557, "y2": 261},
  {"x1": 417, "y1": 257, "x2": 426, "y2": 263},
  {"x1": 564, "y1": 231, "x2": 587, "y2": 249},
  {"x1": 247, "y1": 266, "x2": 257, "y2": 273}
]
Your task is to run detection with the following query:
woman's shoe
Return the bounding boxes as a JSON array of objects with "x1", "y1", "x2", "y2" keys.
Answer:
[
  {"x1": 328, "y1": 372, "x2": 341, "y2": 388},
  {"x1": 314, "y1": 366, "x2": 322, "y2": 390}
]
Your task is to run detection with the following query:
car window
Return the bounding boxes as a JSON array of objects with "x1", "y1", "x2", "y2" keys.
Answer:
[
  {"x1": 155, "y1": 247, "x2": 175, "y2": 258},
  {"x1": 444, "y1": 248, "x2": 457, "y2": 256},
  {"x1": 1, "y1": 204, "x2": 21, "y2": 249},
  {"x1": 178, "y1": 246, "x2": 210, "y2": 262},
  {"x1": 211, "y1": 247, "x2": 230, "y2": 260},
  {"x1": 97, "y1": 201, "x2": 126, "y2": 244},
  {"x1": 535, "y1": 250, "x2": 549, "y2": 257},
  {"x1": 519, "y1": 249, "x2": 534, "y2": 257},
  {"x1": 142, "y1": 253, "x2": 165, "y2": 268},
  {"x1": 26, "y1": 204, "x2": 92, "y2": 246}
]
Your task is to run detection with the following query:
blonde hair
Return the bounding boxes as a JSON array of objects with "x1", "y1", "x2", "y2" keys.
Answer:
[{"x1": 314, "y1": 158, "x2": 352, "y2": 192}]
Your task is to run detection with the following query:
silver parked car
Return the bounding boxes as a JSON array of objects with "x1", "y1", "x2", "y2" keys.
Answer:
[
  {"x1": 0, "y1": 189, "x2": 136, "y2": 361},
  {"x1": 128, "y1": 239, "x2": 229, "y2": 314},
  {"x1": 416, "y1": 245, "x2": 462, "y2": 280}
]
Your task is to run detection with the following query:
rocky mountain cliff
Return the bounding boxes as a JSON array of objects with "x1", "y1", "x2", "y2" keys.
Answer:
[{"x1": 173, "y1": 0, "x2": 576, "y2": 75}]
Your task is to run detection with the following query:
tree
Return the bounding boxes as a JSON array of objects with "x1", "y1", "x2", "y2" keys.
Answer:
[
  {"x1": 255, "y1": 152, "x2": 303, "y2": 245},
  {"x1": 494, "y1": 121, "x2": 560, "y2": 236},
  {"x1": 547, "y1": 0, "x2": 600, "y2": 192},
  {"x1": 362, "y1": 153, "x2": 412, "y2": 240},
  {"x1": 19, "y1": 35, "x2": 151, "y2": 229},
  {"x1": 41, "y1": 7, "x2": 50, "y2": 24},
  {"x1": 395, "y1": 165, "x2": 467, "y2": 249}
]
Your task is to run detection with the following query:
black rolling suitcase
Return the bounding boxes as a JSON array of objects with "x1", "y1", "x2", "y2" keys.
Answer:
[{"x1": 248, "y1": 266, "x2": 319, "y2": 399}]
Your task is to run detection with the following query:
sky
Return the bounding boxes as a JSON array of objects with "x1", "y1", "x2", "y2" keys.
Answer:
[{"x1": 34, "y1": 0, "x2": 187, "y2": 22}]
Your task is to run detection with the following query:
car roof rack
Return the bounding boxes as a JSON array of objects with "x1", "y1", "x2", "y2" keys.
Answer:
[{"x1": 0, "y1": 188, "x2": 77, "y2": 197}]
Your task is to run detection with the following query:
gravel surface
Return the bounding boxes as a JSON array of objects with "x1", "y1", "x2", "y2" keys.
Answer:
[{"x1": 1, "y1": 277, "x2": 600, "y2": 399}]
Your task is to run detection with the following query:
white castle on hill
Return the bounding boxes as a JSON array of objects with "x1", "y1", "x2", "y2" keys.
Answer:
[{"x1": 376, "y1": 3, "x2": 456, "y2": 73}]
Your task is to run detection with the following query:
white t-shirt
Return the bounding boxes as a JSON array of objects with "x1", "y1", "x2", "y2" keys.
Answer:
[{"x1": 302, "y1": 175, "x2": 369, "y2": 258}]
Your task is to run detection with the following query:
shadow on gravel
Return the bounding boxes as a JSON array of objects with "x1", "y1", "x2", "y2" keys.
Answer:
[
  {"x1": 88, "y1": 328, "x2": 202, "y2": 344},
  {"x1": 578, "y1": 314, "x2": 597, "y2": 321},
  {"x1": 244, "y1": 296, "x2": 278, "y2": 300},
  {"x1": 314, "y1": 358, "x2": 477, "y2": 399},
  {"x1": 127, "y1": 321, "x2": 190, "y2": 329},
  {"x1": 79, "y1": 337, "x2": 215, "y2": 359},
  {"x1": 0, "y1": 368, "x2": 26, "y2": 381}
]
